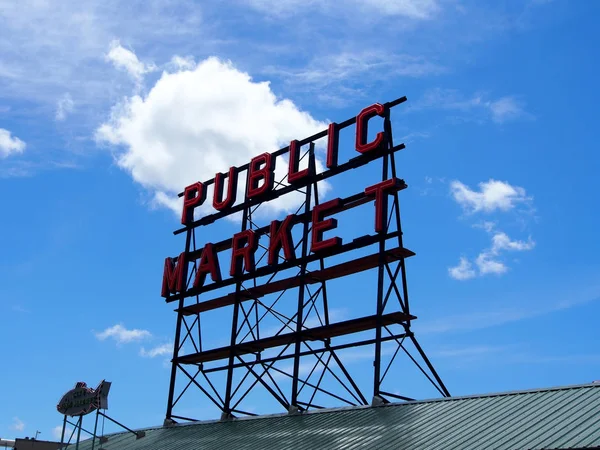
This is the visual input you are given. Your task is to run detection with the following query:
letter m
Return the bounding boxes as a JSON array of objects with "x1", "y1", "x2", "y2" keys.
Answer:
[{"x1": 161, "y1": 252, "x2": 188, "y2": 298}]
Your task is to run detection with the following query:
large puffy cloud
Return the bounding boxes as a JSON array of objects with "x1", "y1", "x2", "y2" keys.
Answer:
[{"x1": 96, "y1": 56, "x2": 328, "y2": 217}]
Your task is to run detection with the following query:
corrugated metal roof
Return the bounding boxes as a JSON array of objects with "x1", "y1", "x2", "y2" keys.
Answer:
[{"x1": 75, "y1": 383, "x2": 600, "y2": 450}]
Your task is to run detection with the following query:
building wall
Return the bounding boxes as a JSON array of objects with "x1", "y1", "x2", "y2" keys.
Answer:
[{"x1": 14, "y1": 439, "x2": 63, "y2": 450}]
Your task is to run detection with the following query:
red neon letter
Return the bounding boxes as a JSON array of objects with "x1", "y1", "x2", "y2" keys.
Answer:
[
  {"x1": 193, "y1": 243, "x2": 222, "y2": 288},
  {"x1": 230, "y1": 229, "x2": 259, "y2": 276},
  {"x1": 268, "y1": 215, "x2": 296, "y2": 265},
  {"x1": 288, "y1": 140, "x2": 310, "y2": 184},
  {"x1": 213, "y1": 167, "x2": 238, "y2": 211},
  {"x1": 161, "y1": 252, "x2": 188, "y2": 298},
  {"x1": 365, "y1": 178, "x2": 404, "y2": 233},
  {"x1": 355, "y1": 103, "x2": 386, "y2": 154},
  {"x1": 311, "y1": 198, "x2": 342, "y2": 253},
  {"x1": 247, "y1": 153, "x2": 275, "y2": 199},
  {"x1": 181, "y1": 182, "x2": 206, "y2": 225},
  {"x1": 326, "y1": 122, "x2": 339, "y2": 169}
]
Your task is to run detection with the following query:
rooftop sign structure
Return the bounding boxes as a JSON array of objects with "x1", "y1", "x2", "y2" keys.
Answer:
[
  {"x1": 57, "y1": 381, "x2": 111, "y2": 417},
  {"x1": 161, "y1": 95, "x2": 450, "y2": 422}
]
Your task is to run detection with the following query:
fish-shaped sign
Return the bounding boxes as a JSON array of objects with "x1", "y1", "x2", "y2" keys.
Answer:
[{"x1": 57, "y1": 380, "x2": 111, "y2": 417}]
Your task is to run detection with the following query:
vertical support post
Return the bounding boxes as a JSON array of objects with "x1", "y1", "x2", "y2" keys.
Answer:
[
  {"x1": 291, "y1": 144, "x2": 314, "y2": 411},
  {"x1": 223, "y1": 171, "x2": 252, "y2": 418},
  {"x1": 59, "y1": 415, "x2": 67, "y2": 449},
  {"x1": 91, "y1": 409, "x2": 100, "y2": 450},
  {"x1": 373, "y1": 109, "x2": 391, "y2": 400},
  {"x1": 166, "y1": 228, "x2": 193, "y2": 421},
  {"x1": 75, "y1": 416, "x2": 83, "y2": 450},
  {"x1": 385, "y1": 114, "x2": 410, "y2": 318}
]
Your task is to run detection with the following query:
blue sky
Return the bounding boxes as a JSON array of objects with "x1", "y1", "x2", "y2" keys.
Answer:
[{"x1": 1, "y1": 0, "x2": 600, "y2": 441}]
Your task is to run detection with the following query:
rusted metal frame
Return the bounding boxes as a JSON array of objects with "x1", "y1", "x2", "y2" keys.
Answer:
[
  {"x1": 305, "y1": 353, "x2": 333, "y2": 408},
  {"x1": 230, "y1": 342, "x2": 294, "y2": 410},
  {"x1": 199, "y1": 370, "x2": 225, "y2": 406},
  {"x1": 269, "y1": 365, "x2": 357, "y2": 407},
  {"x1": 386, "y1": 120, "x2": 411, "y2": 317},
  {"x1": 384, "y1": 328, "x2": 446, "y2": 397},
  {"x1": 300, "y1": 338, "x2": 364, "y2": 405},
  {"x1": 380, "y1": 335, "x2": 406, "y2": 384},
  {"x1": 378, "y1": 391, "x2": 415, "y2": 402},
  {"x1": 297, "y1": 349, "x2": 327, "y2": 397},
  {"x1": 300, "y1": 286, "x2": 325, "y2": 329},
  {"x1": 201, "y1": 332, "x2": 410, "y2": 374},
  {"x1": 273, "y1": 283, "x2": 323, "y2": 337},
  {"x1": 236, "y1": 298, "x2": 259, "y2": 342},
  {"x1": 172, "y1": 367, "x2": 199, "y2": 408},
  {"x1": 296, "y1": 401, "x2": 325, "y2": 410},
  {"x1": 259, "y1": 360, "x2": 290, "y2": 408},
  {"x1": 223, "y1": 170, "x2": 252, "y2": 416},
  {"x1": 373, "y1": 124, "x2": 392, "y2": 398},
  {"x1": 408, "y1": 334, "x2": 451, "y2": 397},
  {"x1": 311, "y1": 171, "x2": 332, "y2": 332},
  {"x1": 326, "y1": 346, "x2": 369, "y2": 405},
  {"x1": 234, "y1": 354, "x2": 290, "y2": 410},
  {"x1": 383, "y1": 261, "x2": 406, "y2": 312},
  {"x1": 179, "y1": 364, "x2": 225, "y2": 412},
  {"x1": 170, "y1": 414, "x2": 198, "y2": 422},
  {"x1": 166, "y1": 225, "x2": 193, "y2": 420},
  {"x1": 180, "y1": 315, "x2": 200, "y2": 354},
  {"x1": 230, "y1": 409, "x2": 259, "y2": 417},
  {"x1": 291, "y1": 144, "x2": 315, "y2": 409},
  {"x1": 238, "y1": 287, "x2": 300, "y2": 343}
]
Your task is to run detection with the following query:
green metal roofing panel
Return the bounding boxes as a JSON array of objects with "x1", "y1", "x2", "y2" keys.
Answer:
[{"x1": 74, "y1": 383, "x2": 600, "y2": 450}]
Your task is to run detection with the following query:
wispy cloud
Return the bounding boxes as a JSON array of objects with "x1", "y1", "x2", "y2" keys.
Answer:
[
  {"x1": 0, "y1": 128, "x2": 26, "y2": 157},
  {"x1": 105, "y1": 40, "x2": 156, "y2": 86},
  {"x1": 52, "y1": 424, "x2": 72, "y2": 440},
  {"x1": 266, "y1": 52, "x2": 444, "y2": 106},
  {"x1": 94, "y1": 324, "x2": 152, "y2": 344},
  {"x1": 243, "y1": 0, "x2": 441, "y2": 20},
  {"x1": 140, "y1": 343, "x2": 173, "y2": 358},
  {"x1": 449, "y1": 229, "x2": 535, "y2": 280},
  {"x1": 448, "y1": 257, "x2": 476, "y2": 280},
  {"x1": 448, "y1": 178, "x2": 535, "y2": 280},
  {"x1": 488, "y1": 96, "x2": 527, "y2": 123},
  {"x1": 55, "y1": 93, "x2": 74, "y2": 121},
  {"x1": 418, "y1": 292, "x2": 600, "y2": 335},
  {"x1": 411, "y1": 88, "x2": 531, "y2": 124},
  {"x1": 11, "y1": 417, "x2": 25, "y2": 432}
]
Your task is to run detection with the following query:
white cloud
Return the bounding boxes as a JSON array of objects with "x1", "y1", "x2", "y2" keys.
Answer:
[
  {"x1": 56, "y1": 93, "x2": 74, "y2": 121},
  {"x1": 448, "y1": 257, "x2": 476, "y2": 280},
  {"x1": 245, "y1": 0, "x2": 440, "y2": 19},
  {"x1": 413, "y1": 89, "x2": 529, "y2": 123},
  {"x1": 52, "y1": 425, "x2": 72, "y2": 440},
  {"x1": 140, "y1": 343, "x2": 173, "y2": 358},
  {"x1": 473, "y1": 221, "x2": 496, "y2": 233},
  {"x1": 0, "y1": 129, "x2": 26, "y2": 158},
  {"x1": 363, "y1": 0, "x2": 440, "y2": 18},
  {"x1": 419, "y1": 287, "x2": 600, "y2": 335},
  {"x1": 474, "y1": 251, "x2": 508, "y2": 275},
  {"x1": 11, "y1": 417, "x2": 25, "y2": 432},
  {"x1": 491, "y1": 232, "x2": 535, "y2": 252},
  {"x1": 105, "y1": 40, "x2": 156, "y2": 84},
  {"x1": 96, "y1": 56, "x2": 327, "y2": 217},
  {"x1": 266, "y1": 52, "x2": 444, "y2": 103},
  {"x1": 451, "y1": 231, "x2": 535, "y2": 280},
  {"x1": 450, "y1": 179, "x2": 531, "y2": 214},
  {"x1": 488, "y1": 96, "x2": 526, "y2": 123},
  {"x1": 94, "y1": 324, "x2": 152, "y2": 344}
]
